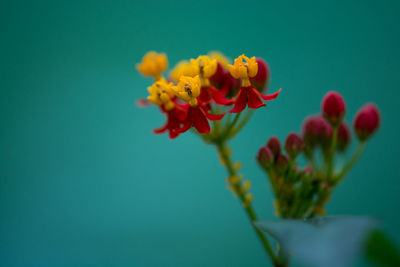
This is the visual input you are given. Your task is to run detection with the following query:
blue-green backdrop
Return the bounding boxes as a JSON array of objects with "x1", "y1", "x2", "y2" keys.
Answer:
[{"x1": 1, "y1": 0, "x2": 399, "y2": 266}]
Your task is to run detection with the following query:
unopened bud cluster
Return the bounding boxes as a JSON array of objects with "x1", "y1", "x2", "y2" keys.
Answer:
[{"x1": 257, "y1": 91, "x2": 380, "y2": 218}]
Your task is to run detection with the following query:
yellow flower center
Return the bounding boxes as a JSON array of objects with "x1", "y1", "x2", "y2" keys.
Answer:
[
  {"x1": 147, "y1": 79, "x2": 175, "y2": 110},
  {"x1": 190, "y1": 56, "x2": 217, "y2": 79},
  {"x1": 227, "y1": 54, "x2": 258, "y2": 87},
  {"x1": 173, "y1": 75, "x2": 201, "y2": 106}
]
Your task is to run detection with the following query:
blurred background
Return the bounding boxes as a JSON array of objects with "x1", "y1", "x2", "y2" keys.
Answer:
[{"x1": 1, "y1": 0, "x2": 399, "y2": 266}]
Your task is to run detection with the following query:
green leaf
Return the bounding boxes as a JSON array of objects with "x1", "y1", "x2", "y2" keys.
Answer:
[
  {"x1": 255, "y1": 216, "x2": 378, "y2": 267},
  {"x1": 365, "y1": 229, "x2": 400, "y2": 267}
]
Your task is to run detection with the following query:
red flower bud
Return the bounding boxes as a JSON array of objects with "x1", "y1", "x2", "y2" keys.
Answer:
[
  {"x1": 219, "y1": 71, "x2": 241, "y2": 98},
  {"x1": 354, "y1": 103, "x2": 380, "y2": 141},
  {"x1": 321, "y1": 91, "x2": 346, "y2": 126},
  {"x1": 302, "y1": 115, "x2": 332, "y2": 148},
  {"x1": 209, "y1": 62, "x2": 226, "y2": 89},
  {"x1": 267, "y1": 136, "x2": 281, "y2": 158},
  {"x1": 284, "y1": 132, "x2": 303, "y2": 159},
  {"x1": 337, "y1": 122, "x2": 351, "y2": 151},
  {"x1": 250, "y1": 58, "x2": 270, "y2": 92},
  {"x1": 275, "y1": 154, "x2": 289, "y2": 173},
  {"x1": 257, "y1": 146, "x2": 274, "y2": 167}
]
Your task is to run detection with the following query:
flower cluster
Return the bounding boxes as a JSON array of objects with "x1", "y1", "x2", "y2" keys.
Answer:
[
  {"x1": 136, "y1": 51, "x2": 281, "y2": 139},
  {"x1": 257, "y1": 91, "x2": 380, "y2": 218}
]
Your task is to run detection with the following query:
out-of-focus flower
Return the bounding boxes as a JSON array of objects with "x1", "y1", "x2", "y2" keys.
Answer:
[
  {"x1": 169, "y1": 61, "x2": 198, "y2": 82},
  {"x1": 136, "y1": 51, "x2": 168, "y2": 79},
  {"x1": 284, "y1": 132, "x2": 303, "y2": 159},
  {"x1": 190, "y1": 56, "x2": 218, "y2": 79},
  {"x1": 321, "y1": 91, "x2": 346, "y2": 126},
  {"x1": 275, "y1": 154, "x2": 289, "y2": 174},
  {"x1": 302, "y1": 115, "x2": 333, "y2": 148},
  {"x1": 208, "y1": 51, "x2": 229, "y2": 67},
  {"x1": 147, "y1": 79, "x2": 176, "y2": 110},
  {"x1": 354, "y1": 103, "x2": 380, "y2": 141},
  {"x1": 257, "y1": 146, "x2": 274, "y2": 167},
  {"x1": 267, "y1": 136, "x2": 281, "y2": 158}
]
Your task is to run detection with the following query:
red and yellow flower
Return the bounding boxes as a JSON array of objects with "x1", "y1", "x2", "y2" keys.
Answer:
[
  {"x1": 136, "y1": 51, "x2": 168, "y2": 80},
  {"x1": 173, "y1": 75, "x2": 225, "y2": 134},
  {"x1": 146, "y1": 79, "x2": 186, "y2": 139},
  {"x1": 189, "y1": 55, "x2": 233, "y2": 106},
  {"x1": 228, "y1": 54, "x2": 281, "y2": 113},
  {"x1": 137, "y1": 51, "x2": 281, "y2": 138}
]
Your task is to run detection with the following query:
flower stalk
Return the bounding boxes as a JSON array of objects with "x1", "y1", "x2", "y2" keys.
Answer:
[{"x1": 215, "y1": 141, "x2": 284, "y2": 267}]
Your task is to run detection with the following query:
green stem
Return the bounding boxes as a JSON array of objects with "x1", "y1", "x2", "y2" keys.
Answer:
[
  {"x1": 215, "y1": 142, "x2": 284, "y2": 267},
  {"x1": 335, "y1": 141, "x2": 366, "y2": 184},
  {"x1": 327, "y1": 126, "x2": 338, "y2": 181},
  {"x1": 223, "y1": 112, "x2": 241, "y2": 139},
  {"x1": 228, "y1": 109, "x2": 254, "y2": 139}
]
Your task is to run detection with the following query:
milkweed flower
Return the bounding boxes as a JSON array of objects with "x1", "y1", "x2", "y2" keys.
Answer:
[
  {"x1": 169, "y1": 60, "x2": 198, "y2": 82},
  {"x1": 136, "y1": 51, "x2": 168, "y2": 80},
  {"x1": 190, "y1": 56, "x2": 218, "y2": 79},
  {"x1": 228, "y1": 54, "x2": 281, "y2": 113},
  {"x1": 147, "y1": 79, "x2": 176, "y2": 110},
  {"x1": 189, "y1": 55, "x2": 233, "y2": 106},
  {"x1": 147, "y1": 79, "x2": 187, "y2": 139},
  {"x1": 173, "y1": 75, "x2": 225, "y2": 134}
]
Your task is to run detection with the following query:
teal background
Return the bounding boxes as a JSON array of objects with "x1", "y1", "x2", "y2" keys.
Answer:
[{"x1": 1, "y1": 0, "x2": 399, "y2": 266}]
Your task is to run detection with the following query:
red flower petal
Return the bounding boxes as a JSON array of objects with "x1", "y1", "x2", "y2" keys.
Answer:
[
  {"x1": 247, "y1": 86, "x2": 267, "y2": 109},
  {"x1": 204, "y1": 110, "x2": 225, "y2": 121},
  {"x1": 174, "y1": 104, "x2": 188, "y2": 121},
  {"x1": 169, "y1": 129, "x2": 179, "y2": 139},
  {"x1": 198, "y1": 86, "x2": 212, "y2": 104},
  {"x1": 229, "y1": 87, "x2": 248, "y2": 113},
  {"x1": 178, "y1": 116, "x2": 193, "y2": 134},
  {"x1": 210, "y1": 86, "x2": 234, "y2": 106},
  {"x1": 257, "y1": 88, "x2": 281, "y2": 101},
  {"x1": 192, "y1": 107, "x2": 211, "y2": 133},
  {"x1": 153, "y1": 124, "x2": 168, "y2": 134}
]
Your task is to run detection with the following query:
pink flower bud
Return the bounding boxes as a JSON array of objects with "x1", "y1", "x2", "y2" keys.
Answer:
[
  {"x1": 257, "y1": 146, "x2": 274, "y2": 167},
  {"x1": 337, "y1": 122, "x2": 351, "y2": 151},
  {"x1": 321, "y1": 91, "x2": 346, "y2": 126},
  {"x1": 302, "y1": 115, "x2": 332, "y2": 148},
  {"x1": 354, "y1": 103, "x2": 380, "y2": 141},
  {"x1": 267, "y1": 136, "x2": 281, "y2": 158},
  {"x1": 250, "y1": 58, "x2": 270, "y2": 92},
  {"x1": 275, "y1": 154, "x2": 289, "y2": 173},
  {"x1": 284, "y1": 132, "x2": 303, "y2": 159}
]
